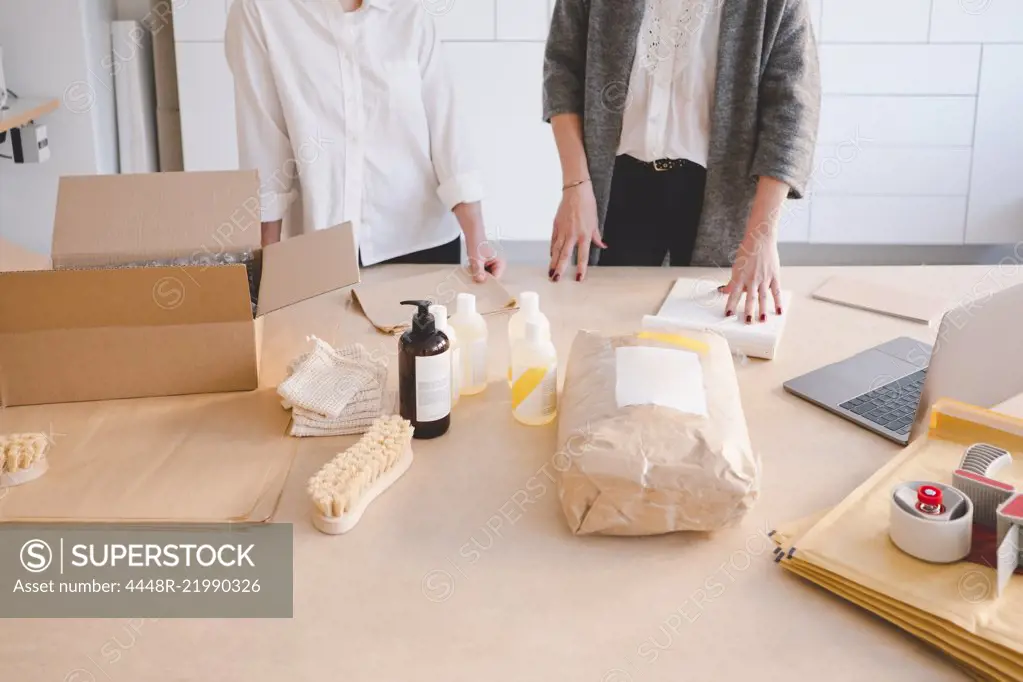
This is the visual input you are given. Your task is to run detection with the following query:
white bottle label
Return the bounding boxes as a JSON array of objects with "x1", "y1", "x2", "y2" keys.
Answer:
[
  {"x1": 415, "y1": 351, "x2": 451, "y2": 422},
  {"x1": 450, "y1": 347, "x2": 462, "y2": 401},
  {"x1": 512, "y1": 363, "x2": 557, "y2": 420},
  {"x1": 464, "y1": 338, "x2": 488, "y2": 387}
]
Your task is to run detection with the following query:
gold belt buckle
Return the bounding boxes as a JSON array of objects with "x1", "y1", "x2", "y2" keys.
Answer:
[{"x1": 653, "y1": 159, "x2": 671, "y2": 172}]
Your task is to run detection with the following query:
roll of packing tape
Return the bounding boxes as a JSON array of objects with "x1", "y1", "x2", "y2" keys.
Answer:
[{"x1": 889, "y1": 481, "x2": 973, "y2": 564}]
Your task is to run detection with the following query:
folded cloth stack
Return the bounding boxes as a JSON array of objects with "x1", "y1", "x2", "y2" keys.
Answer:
[{"x1": 278, "y1": 337, "x2": 389, "y2": 437}]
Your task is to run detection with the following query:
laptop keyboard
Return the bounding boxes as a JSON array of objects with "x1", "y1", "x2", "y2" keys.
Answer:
[{"x1": 838, "y1": 369, "x2": 928, "y2": 436}]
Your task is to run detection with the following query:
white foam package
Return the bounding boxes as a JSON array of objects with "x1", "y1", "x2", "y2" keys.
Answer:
[
  {"x1": 652, "y1": 277, "x2": 793, "y2": 360},
  {"x1": 555, "y1": 328, "x2": 761, "y2": 536}
]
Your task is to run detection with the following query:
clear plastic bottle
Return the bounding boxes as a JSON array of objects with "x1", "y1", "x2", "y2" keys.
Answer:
[
  {"x1": 449, "y1": 292, "x2": 488, "y2": 395},
  {"x1": 511, "y1": 321, "x2": 557, "y2": 426},
  {"x1": 429, "y1": 303, "x2": 460, "y2": 407},
  {"x1": 507, "y1": 291, "x2": 551, "y2": 386}
]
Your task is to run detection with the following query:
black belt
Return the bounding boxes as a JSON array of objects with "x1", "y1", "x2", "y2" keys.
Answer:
[{"x1": 620, "y1": 155, "x2": 696, "y2": 172}]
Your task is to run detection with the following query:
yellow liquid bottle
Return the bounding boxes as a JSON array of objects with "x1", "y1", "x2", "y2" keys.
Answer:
[{"x1": 511, "y1": 321, "x2": 557, "y2": 426}]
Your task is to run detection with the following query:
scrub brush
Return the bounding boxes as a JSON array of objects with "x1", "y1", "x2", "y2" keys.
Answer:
[
  {"x1": 307, "y1": 415, "x2": 415, "y2": 535},
  {"x1": 0, "y1": 433, "x2": 50, "y2": 487}
]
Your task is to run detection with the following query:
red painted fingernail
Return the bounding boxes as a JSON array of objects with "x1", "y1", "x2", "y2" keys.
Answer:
[
  {"x1": 553, "y1": 273, "x2": 561, "y2": 282},
  {"x1": 760, "y1": 314, "x2": 766, "y2": 322},
  {"x1": 725, "y1": 310, "x2": 733, "y2": 317},
  {"x1": 746, "y1": 315, "x2": 752, "y2": 324},
  {"x1": 777, "y1": 307, "x2": 783, "y2": 315},
  {"x1": 548, "y1": 269, "x2": 554, "y2": 278},
  {"x1": 576, "y1": 273, "x2": 582, "y2": 282}
]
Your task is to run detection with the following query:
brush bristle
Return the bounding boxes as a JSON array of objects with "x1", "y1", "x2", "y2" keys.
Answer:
[
  {"x1": 0, "y1": 433, "x2": 49, "y2": 474},
  {"x1": 307, "y1": 415, "x2": 414, "y2": 518}
]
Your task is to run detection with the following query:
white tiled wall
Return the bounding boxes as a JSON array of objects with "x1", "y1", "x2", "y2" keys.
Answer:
[{"x1": 174, "y1": 0, "x2": 1023, "y2": 247}]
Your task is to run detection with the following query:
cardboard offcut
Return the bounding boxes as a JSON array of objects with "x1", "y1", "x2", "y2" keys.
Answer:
[
  {"x1": 812, "y1": 275, "x2": 950, "y2": 325},
  {"x1": 0, "y1": 171, "x2": 360, "y2": 407},
  {"x1": 352, "y1": 267, "x2": 517, "y2": 333}
]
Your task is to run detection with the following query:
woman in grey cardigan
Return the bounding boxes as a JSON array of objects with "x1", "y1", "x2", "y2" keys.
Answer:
[{"x1": 544, "y1": 0, "x2": 820, "y2": 323}]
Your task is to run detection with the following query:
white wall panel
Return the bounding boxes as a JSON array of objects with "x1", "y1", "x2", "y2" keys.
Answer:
[
  {"x1": 433, "y1": 0, "x2": 496, "y2": 41},
  {"x1": 821, "y1": 0, "x2": 931, "y2": 43},
  {"x1": 497, "y1": 0, "x2": 548, "y2": 41},
  {"x1": 966, "y1": 46, "x2": 1023, "y2": 244},
  {"x1": 778, "y1": 196, "x2": 812, "y2": 243},
  {"x1": 173, "y1": 0, "x2": 227, "y2": 41},
  {"x1": 444, "y1": 42, "x2": 559, "y2": 243},
  {"x1": 176, "y1": 42, "x2": 238, "y2": 171},
  {"x1": 811, "y1": 197, "x2": 968, "y2": 244},
  {"x1": 812, "y1": 146, "x2": 972, "y2": 196},
  {"x1": 818, "y1": 96, "x2": 976, "y2": 147},
  {"x1": 820, "y1": 45, "x2": 982, "y2": 95},
  {"x1": 931, "y1": 0, "x2": 1023, "y2": 43}
]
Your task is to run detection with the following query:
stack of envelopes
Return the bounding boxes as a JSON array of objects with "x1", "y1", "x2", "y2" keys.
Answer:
[{"x1": 772, "y1": 400, "x2": 1023, "y2": 681}]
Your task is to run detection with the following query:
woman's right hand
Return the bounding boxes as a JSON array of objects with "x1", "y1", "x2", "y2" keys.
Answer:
[{"x1": 548, "y1": 181, "x2": 605, "y2": 282}]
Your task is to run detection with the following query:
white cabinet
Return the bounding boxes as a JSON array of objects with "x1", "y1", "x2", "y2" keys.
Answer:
[
  {"x1": 966, "y1": 45, "x2": 1023, "y2": 244},
  {"x1": 175, "y1": 42, "x2": 238, "y2": 171},
  {"x1": 821, "y1": 0, "x2": 931, "y2": 43},
  {"x1": 173, "y1": 0, "x2": 229, "y2": 41}
]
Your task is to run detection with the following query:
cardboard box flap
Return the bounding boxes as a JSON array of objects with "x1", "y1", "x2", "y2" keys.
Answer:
[
  {"x1": 0, "y1": 265, "x2": 252, "y2": 333},
  {"x1": 52, "y1": 171, "x2": 262, "y2": 268},
  {"x1": 256, "y1": 222, "x2": 360, "y2": 317}
]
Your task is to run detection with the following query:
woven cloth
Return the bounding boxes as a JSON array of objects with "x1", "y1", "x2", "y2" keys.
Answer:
[{"x1": 278, "y1": 338, "x2": 389, "y2": 437}]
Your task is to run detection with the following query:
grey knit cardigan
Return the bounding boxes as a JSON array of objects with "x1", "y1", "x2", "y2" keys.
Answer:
[{"x1": 543, "y1": 0, "x2": 821, "y2": 267}]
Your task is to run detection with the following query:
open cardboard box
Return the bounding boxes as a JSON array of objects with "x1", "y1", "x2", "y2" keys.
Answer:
[{"x1": 0, "y1": 171, "x2": 360, "y2": 407}]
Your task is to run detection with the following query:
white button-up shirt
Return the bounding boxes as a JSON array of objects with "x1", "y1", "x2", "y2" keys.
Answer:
[
  {"x1": 618, "y1": 0, "x2": 722, "y2": 167},
  {"x1": 226, "y1": 0, "x2": 483, "y2": 265}
]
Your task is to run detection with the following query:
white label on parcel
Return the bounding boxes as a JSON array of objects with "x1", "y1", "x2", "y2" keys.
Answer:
[
  {"x1": 614, "y1": 346, "x2": 708, "y2": 417},
  {"x1": 415, "y1": 351, "x2": 451, "y2": 422}
]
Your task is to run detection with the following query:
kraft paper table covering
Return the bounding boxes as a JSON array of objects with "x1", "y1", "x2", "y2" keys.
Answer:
[
  {"x1": 3, "y1": 264, "x2": 1023, "y2": 682},
  {"x1": 0, "y1": 390, "x2": 297, "y2": 523}
]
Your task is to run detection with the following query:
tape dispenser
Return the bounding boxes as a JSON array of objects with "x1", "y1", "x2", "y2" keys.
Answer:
[{"x1": 889, "y1": 481, "x2": 973, "y2": 563}]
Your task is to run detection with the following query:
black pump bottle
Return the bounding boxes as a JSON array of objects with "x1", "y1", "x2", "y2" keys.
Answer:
[{"x1": 398, "y1": 300, "x2": 451, "y2": 439}]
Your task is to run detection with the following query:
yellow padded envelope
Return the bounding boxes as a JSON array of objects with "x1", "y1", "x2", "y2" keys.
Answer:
[{"x1": 773, "y1": 400, "x2": 1023, "y2": 681}]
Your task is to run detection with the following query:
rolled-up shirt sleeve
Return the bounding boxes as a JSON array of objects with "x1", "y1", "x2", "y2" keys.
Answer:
[
  {"x1": 225, "y1": 0, "x2": 297, "y2": 222},
  {"x1": 416, "y1": 10, "x2": 485, "y2": 210}
]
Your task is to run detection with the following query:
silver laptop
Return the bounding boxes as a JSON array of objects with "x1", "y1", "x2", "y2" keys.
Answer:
[{"x1": 783, "y1": 281, "x2": 1023, "y2": 445}]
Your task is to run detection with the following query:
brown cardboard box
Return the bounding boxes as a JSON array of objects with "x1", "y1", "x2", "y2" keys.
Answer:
[{"x1": 0, "y1": 170, "x2": 359, "y2": 407}]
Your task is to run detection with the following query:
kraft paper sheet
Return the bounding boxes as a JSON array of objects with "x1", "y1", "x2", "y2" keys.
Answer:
[{"x1": 351, "y1": 267, "x2": 517, "y2": 334}]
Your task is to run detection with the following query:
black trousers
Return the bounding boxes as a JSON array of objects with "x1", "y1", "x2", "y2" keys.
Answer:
[
  {"x1": 360, "y1": 237, "x2": 461, "y2": 267},
  {"x1": 599, "y1": 155, "x2": 708, "y2": 267}
]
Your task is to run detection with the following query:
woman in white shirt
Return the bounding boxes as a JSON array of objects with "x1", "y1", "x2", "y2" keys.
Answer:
[{"x1": 226, "y1": 0, "x2": 504, "y2": 280}]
